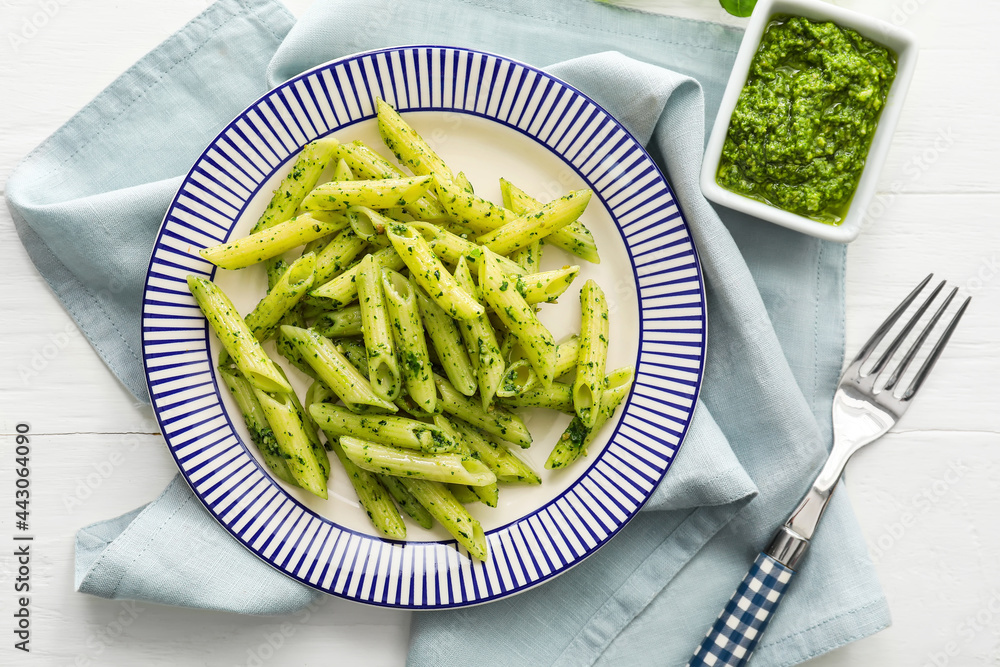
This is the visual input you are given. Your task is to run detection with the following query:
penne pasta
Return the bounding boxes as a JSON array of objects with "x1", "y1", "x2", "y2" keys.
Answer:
[
  {"x1": 187, "y1": 276, "x2": 290, "y2": 394},
  {"x1": 382, "y1": 268, "x2": 436, "y2": 412},
  {"x1": 477, "y1": 189, "x2": 592, "y2": 257},
  {"x1": 414, "y1": 279, "x2": 477, "y2": 397},
  {"x1": 386, "y1": 223, "x2": 484, "y2": 321},
  {"x1": 408, "y1": 222, "x2": 525, "y2": 277},
  {"x1": 500, "y1": 380, "x2": 575, "y2": 414},
  {"x1": 517, "y1": 266, "x2": 581, "y2": 305},
  {"x1": 356, "y1": 254, "x2": 402, "y2": 402},
  {"x1": 553, "y1": 335, "x2": 581, "y2": 378},
  {"x1": 378, "y1": 475, "x2": 434, "y2": 529},
  {"x1": 219, "y1": 368, "x2": 297, "y2": 486},
  {"x1": 200, "y1": 212, "x2": 348, "y2": 270},
  {"x1": 334, "y1": 141, "x2": 449, "y2": 221},
  {"x1": 453, "y1": 257, "x2": 505, "y2": 408},
  {"x1": 347, "y1": 206, "x2": 392, "y2": 247},
  {"x1": 434, "y1": 175, "x2": 513, "y2": 234},
  {"x1": 266, "y1": 258, "x2": 288, "y2": 291},
  {"x1": 310, "y1": 245, "x2": 405, "y2": 307},
  {"x1": 399, "y1": 478, "x2": 488, "y2": 561},
  {"x1": 253, "y1": 387, "x2": 329, "y2": 499},
  {"x1": 546, "y1": 366, "x2": 634, "y2": 470},
  {"x1": 376, "y1": 99, "x2": 454, "y2": 180},
  {"x1": 434, "y1": 374, "x2": 532, "y2": 448},
  {"x1": 252, "y1": 137, "x2": 340, "y2": 234},
  {"x1": 326, "y1": 437, "x2": 406, "y2": 539},
  {"x1": 499, "y1": 178, "x2": 601, "y2": 263},
  {"x1": 478, "y1": 248, "x2": 557, "y2": 387},
  {"x1": 300, "y1": 175, "x2": 433, "y2": 212},
  {"x1": 495, "y1": 359, "x2": 539, "y2": 399},
  {"x1": 331, "y1": 157, "x2": 355, "y2": 182},
  {"x1": 439, "y1": 415, "x2": 540, "y2": 486},
  {"x1": 274, "y1": 308, "x2": 317, "y2": 381},
  {"x1": 501, "y1": 179, "x2": 543, "y2": 272},
  {"x1": 313, "y1": 305, "x2": 363, "y2": 338},
  {"x1": 312, "y1": 227, "x2": 368, "y2": 285},
  {"x1": 339, "y1": 436, "x2": 496, "y2": 487},
  {"x1": 281, "y1": 369, "x2": 332, "y2": 481},
  {"x1": 453, "y1": 171, "x2": 475, "y2": 194},
  {"x1": 310, "y1": 403, "x2": 459, "y2": 453},
  {"x1": 332, "y1": 337, "x2": 439, "y2": 419},
  {"x1": 280, "y1": 325, "x2": 397, "y2": 413},
  {"x1": 244, "y1": 252, "x2": 315, "y2": 341},
  {"x1": 448, "y1": 483, "x2": 481, "y2": 505},
  {"x1": 574, "y1": 279, "x2": 610, "y2": 429}
]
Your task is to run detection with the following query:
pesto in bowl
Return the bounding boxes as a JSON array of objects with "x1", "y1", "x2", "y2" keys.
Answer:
[{"x1": 716, "y1": 16, "x2": 896, "y2": 225}]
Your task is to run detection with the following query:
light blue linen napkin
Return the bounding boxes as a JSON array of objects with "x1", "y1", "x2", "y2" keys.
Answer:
[{"x1": 5, "y1": 0, "x2": 890, "y2": 664}]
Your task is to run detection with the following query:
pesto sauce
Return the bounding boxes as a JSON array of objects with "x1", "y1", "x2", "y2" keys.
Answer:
[{"x1": 717, "y1": 16, "x2": 897, "y2": 224}]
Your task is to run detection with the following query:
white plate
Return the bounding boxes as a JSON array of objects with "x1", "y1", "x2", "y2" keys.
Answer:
[{"x1": 141, "y1": 46, "x2": 707, "y2": 608}]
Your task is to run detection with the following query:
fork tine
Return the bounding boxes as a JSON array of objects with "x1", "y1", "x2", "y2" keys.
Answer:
[
  {"x1": 882, "y1": 286, "x2": 955, "y2": 393},
  {"x1": 901, "y1": 295, "x2": 971, "y2": 400},
  {"x1": 853, "y1": 274, "x2": 933, "y2": 367},
  {"x1": 869, "y1": 280, "x2": 945, "y2": 377}
]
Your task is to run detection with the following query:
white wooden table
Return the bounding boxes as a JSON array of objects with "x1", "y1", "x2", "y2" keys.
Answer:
[{"x1": 1, "y1": 1, "x2": 996, "y2": 664}]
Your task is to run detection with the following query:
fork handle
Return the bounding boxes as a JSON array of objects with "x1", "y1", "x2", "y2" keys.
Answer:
[{"x1": 688, "y1": 552, "x2": 796, "y2": 667}]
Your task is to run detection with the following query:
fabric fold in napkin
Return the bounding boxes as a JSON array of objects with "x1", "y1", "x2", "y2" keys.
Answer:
[{"x1": 5, "y1": 0, "x2": 890, "y2": 665}]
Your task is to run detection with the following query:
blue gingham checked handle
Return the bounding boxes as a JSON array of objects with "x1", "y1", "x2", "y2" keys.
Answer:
[{"x1": 688, "y1": 553, "x2": 795, "y2": 667}]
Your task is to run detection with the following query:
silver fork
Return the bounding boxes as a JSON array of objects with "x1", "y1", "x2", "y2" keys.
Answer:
[{"x1": 688, "y1": 274, "x2": 971, "y2": 667}]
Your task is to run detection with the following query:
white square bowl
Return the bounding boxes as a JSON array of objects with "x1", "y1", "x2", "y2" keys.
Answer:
[{"x1": 700, "y1": 0, "x2": 918, "y2": 243}]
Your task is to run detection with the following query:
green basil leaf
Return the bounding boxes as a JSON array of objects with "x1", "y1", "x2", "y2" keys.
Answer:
[{"x1": 719, "y1": 0, "x2": 757, "y2": 18}]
